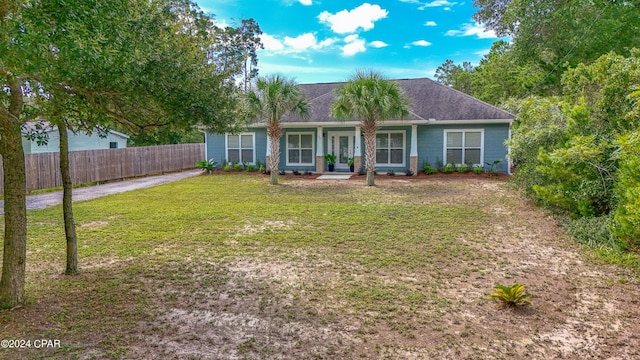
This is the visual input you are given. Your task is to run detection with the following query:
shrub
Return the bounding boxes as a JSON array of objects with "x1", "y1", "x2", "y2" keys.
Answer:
[
  {"x1": 485, "y1": 160, "x2": 502, "y2": 175},
  {"x1": 404, "y1": 168, "x2": 414, "y2": 176},
  {"x1": 442, "y1": 163, "x2": 455, "y2": 174},
  {"x1": 196, "y1": 158, "x2": 217, "y2": 174},
  {"x1": 566, "y1": 215, "x2": 626, "y2": 251},
  {"x1": 489, "y1": 283, "x2": 532, "y2": 308},
  {"x1": 223, "y1": 164, "x2": 232, "y2": 172},
  {"x1": 292, "y1": 169, "x2": 301, "y2": 175},
  {"x1": 456, "y1": 164, "x2": 468, "y2": 173},
  {"x1": 423, "y1": 164, "x2": 436, "y2": 175},
  {"x1": 473, "y1": 165, "x2": 483, "y2": 175},
  {"x1": 614, "y1": 132, "x2": 640, "y2": 245},
  {"x1": 233, "y1": 162, "x2": 242, "y2": 171},
  {"x1": 245, "y1": 164, "x2": 255, "y2": 172}
]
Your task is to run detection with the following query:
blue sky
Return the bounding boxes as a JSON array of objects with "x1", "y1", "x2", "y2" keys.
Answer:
[{"x1": 197, "y1": 0, "x2": 504, "y2": 84}]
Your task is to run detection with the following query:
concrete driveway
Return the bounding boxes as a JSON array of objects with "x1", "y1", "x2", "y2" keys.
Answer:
[{"x1": 0, "y1": 170, "x2": 203, "y2": 215}]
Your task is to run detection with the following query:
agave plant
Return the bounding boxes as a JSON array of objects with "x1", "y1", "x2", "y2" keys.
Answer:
[{"x1": 489, "y1": 283, "x2": 532, "y2": 308}]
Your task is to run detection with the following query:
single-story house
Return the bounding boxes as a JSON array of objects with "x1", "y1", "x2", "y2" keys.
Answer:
[
  {"x1": 22, "y1": 121, "x2": 129, "y2": 154},
  {"x1": 205, "y1": 77, "x2": 514, "y2": 174}
]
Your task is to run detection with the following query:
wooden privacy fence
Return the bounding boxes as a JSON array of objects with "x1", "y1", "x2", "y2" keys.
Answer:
[{"x1": 0, "y1": 143, "x2": 205, "y2": 194}]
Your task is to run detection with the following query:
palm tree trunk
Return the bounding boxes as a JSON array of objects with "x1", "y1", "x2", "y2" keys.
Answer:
[
  {"x1": 362, "y1": 119, "x2": 378, "y2": 186},
  {"x1": 0, "y1": 116, "x2": 27, "y2": 307},
  {"x1": 58, "y1": 122, "x2": 78, "y2": 275},
  {"x1": 267, "y1": 122, "x2": 283, "y2": 185}
]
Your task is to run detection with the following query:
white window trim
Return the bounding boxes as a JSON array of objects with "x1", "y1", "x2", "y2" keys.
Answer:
[
  {"x1": 374, "y1": 130, "x2": 406, "y2": 167},
  {"x1": 225, "y1": 132, "x2": 256, "y2": 164},
  {"x1": 443, "y1": 129, "x2": 485, "y2": 166},
  {"x1": 286, "y1": 132, "x2": 315, "y2": 166}
]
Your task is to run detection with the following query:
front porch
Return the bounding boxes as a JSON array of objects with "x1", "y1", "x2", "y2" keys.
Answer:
[{"x1": 265, "y1": 124, "x2": 420, "y2": 175}]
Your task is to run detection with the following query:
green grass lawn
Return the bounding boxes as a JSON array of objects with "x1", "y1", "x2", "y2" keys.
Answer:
[{"x1": 1, "y1": 173, "x2": 638, "y2": 359}]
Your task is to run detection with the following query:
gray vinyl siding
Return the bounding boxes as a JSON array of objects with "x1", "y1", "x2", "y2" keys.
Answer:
[
  {"x1": 206, "y1": 128, "x2": 267, "y2": 167},
  {"x1": 416, "y1": 123, "x2": 509, "y2": 173},
  {"x1": 483, "y1": 124, "x2": 510, "y2": 173}
]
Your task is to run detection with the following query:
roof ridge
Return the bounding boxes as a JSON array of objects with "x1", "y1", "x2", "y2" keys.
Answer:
[{"x1": 308, "y1": 90, "x2": 334, "y2": 102}]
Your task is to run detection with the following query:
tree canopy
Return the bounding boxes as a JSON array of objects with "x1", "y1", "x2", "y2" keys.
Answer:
[
  {"x1": 0, "y1": 0, "x2": 254, "y2": 306},
  {"x1": 246, "y1": 74, "x2": 310, "y2": 185},
  {"x1": 437, "y1": 1, "x2": 639, "y2": 105},
  {"x1": 331, "y1": 71, "x2": 411, "y2": 186}
]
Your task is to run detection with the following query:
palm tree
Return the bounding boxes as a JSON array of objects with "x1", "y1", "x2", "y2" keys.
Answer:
[
  {"x1": 247, "y1": 74, "x2": 311, "y2": 185},
  {"x1": 331, "y1": 71, "x2": 411, "y2": 186}
]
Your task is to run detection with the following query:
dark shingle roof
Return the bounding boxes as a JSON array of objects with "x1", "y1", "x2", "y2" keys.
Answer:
[{"x1": 280, "y1": 77, "x2": 514, "y2": 123}]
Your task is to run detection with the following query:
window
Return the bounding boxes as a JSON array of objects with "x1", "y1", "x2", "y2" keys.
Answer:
[
  {"x1": 226, "y1": 133, "x2": 255, "y2": 164},
  {"x1": 444, "y1": 130, "x2": 483, "y2": 165},
  {"x1": 109, "y1": 142, "x2": 118, "y2": 149},
  {"x1": 375, "y1": 131, "x2": 405, "y2": 166},
  {"x1": 287, "y1": 132, "x2": 314, "y2": 165}
]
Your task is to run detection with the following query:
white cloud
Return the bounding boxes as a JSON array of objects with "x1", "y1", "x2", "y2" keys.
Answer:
[
  {"x1": 282, "y1": 0, "x2": 312, "y2": 5},
  {"x1": 445, "y1": 22, "x2": 498, "y2": 39},
  {"x1": 344, "y1": 34, "x2": 360, "y2": 43},
  {"x1": 343, "y1": 39, "x2": 366, "y2": 56},
  {"x1": 424, "y1": 21, "x2": 437, "y2": 27},
  {"x1": 285, "y1": 33, "x2": 320, "y2": 50},
  {"x1": 261, "y1": 32, "x2": 337, "y2": 54},
  {"x1": 411, "y1": 40, "x2": 432, "y2": 46},
  {"x1": 318, "y1": 38, "x2": 337, "y2": 47},
  {"x1": 318, "y1": 3, "x2": 388, "y2": 34},
  {"x1": 419, "y1": 0, "x2": 457, "y2": 9},
  {"x1": 342, "y1": 34, "x2": 366, "y2": 56},
  {"x1": 370, "y1": 40, "x2": 388, "y2": 48},
  {"x1": 260, "y1": 33, "x2": 285, "y2": 51}
]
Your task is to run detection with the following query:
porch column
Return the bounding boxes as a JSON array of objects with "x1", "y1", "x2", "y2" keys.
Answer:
[
  {"x1": 410, "y1": 124, "x2": 418, "y2": 176},
  {"x1": 266, "y1": 136, "x2": 271, "y2": 170},
  {"x1": 354, "y1": 126, "x2": 362, "y2": 173},
  {"x1": 315, "y1": 127, "x2": 324, "y2": 173}
]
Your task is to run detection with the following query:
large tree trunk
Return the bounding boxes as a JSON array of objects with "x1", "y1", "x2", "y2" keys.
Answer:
[
  {"x1": 362, "y1": 119, "x2": 378, "y2": 186},
  {"x1": 0, "y1": 101, "x2": 27, "y2": 307},
  {"x1": 58, "y1": 122, "x2": 78, "y2": 275},
  {"x1": 267, "y1": 122, "x2": 283, "y2": 185}
]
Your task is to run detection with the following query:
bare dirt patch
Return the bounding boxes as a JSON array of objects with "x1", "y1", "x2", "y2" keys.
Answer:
[{"x1": 78, "y1": 220, "x2": 109, "y2": 229}]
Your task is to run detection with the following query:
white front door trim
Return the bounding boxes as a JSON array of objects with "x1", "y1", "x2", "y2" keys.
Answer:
[{"x1": 327, "y1": 131, "x2": 355, "y2": 170}]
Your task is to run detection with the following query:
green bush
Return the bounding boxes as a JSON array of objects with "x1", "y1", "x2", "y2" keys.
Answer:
[
  {"x1": 614, "y1": 132, "x2": 640, "y2": 245},
  {"x1": 473, "y1": 165, "x2": 483, "y2": 175},
  {"x1": 422, "y1": 164, "x2": 436, "y2": 175},
  {"x1": 565, "y1": 215, "x2": 626, "y2": 251},
  {"x1": 441, "y1": 163, "x2": 455, "y2": 174},
  {"x1": 456, "y1": 164, "x2": 468, "y2": 173}
]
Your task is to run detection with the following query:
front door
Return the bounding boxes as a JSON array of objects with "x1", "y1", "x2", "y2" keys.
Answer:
[{"x1": 327, "y1": 131, "x2": 354, "y2": 171}]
